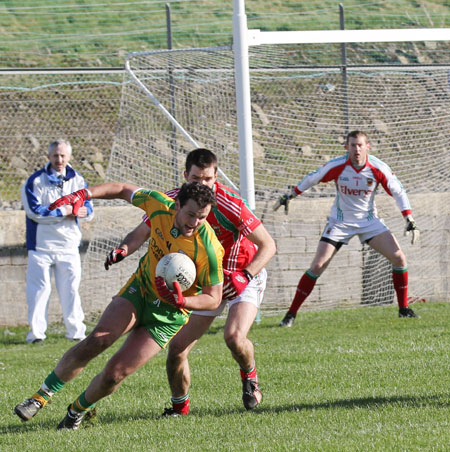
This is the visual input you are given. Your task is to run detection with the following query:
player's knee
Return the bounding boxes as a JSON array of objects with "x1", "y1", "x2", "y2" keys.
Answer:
[
  {"x1": 309, "y1": 262, "x2": 326, "y2": 276},
  {"x1": 101, "y1": 366, "x2": 128, "y2": 390},
  {"x1": 83, "y1": 330, "x2": 115, "y2": 355},
  {"x1": 224, "y1": 330, "x2": 245, "y2": 352},
  {"x1": 168, "y1": 340, "x2": 189, "y2": 362},
  {"x1": 391, "y1": 251, "x2": 406, "y2": 268}
]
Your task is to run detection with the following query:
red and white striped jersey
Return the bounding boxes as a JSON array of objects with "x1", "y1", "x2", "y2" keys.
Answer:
[
  {"x1": 293, "y1": 154, "x2": 412, "y2": 224},
  {"x1": 143, "y1": 182, "x2": 261, "y2": 271}
]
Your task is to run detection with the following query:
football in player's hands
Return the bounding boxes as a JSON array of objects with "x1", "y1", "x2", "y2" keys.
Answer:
[{"x1": 155, "y1": 276, "x2": 186, "y2": 308}]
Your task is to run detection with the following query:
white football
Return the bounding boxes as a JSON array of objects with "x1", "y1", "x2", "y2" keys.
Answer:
[{"x1": 155, "y1": 252, "x2": 196, "y2": 292}]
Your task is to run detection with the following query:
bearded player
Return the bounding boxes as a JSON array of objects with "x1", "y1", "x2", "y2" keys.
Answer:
[
  {"x1": 14, "y1": 181, "x2": 224, "y2": 430},
  {"x1": 105, "y1": 148, "x2": 276, "y2": 414}
]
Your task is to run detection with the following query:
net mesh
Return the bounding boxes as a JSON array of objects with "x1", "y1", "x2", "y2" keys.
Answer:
[
  {"x1": 0, "y1": 72, "x2": 123, "y2": 208},
  {"x1": 82, "y1": 43, "x2": 450, "y2": 314}
]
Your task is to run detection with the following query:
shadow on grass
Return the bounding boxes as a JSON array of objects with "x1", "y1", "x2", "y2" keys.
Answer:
[
  {"x1": 254, "y1": 393, "x2": 450, "y2": 415},
  {"x1": 2, "y1": 393, "x2": 448, "y2": 434}
]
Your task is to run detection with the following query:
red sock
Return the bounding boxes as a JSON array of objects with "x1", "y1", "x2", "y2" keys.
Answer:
[
  {"x1": 288, "y1": 271, "x2": 318, "y2": 315},
  {"x1": 392, "y1": 268, "x2": 408, "y2": 308},
  {"x1": 172, "y1": 397, "x2": 190, "y2": 415},
  {"x1": 240, "y1": 365, "x2": 257, "y2": 381}
]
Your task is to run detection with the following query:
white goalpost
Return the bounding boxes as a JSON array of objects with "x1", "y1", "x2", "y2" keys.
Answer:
[
  {"x1": 232, "y1": 0, "x2": 450, "y2": 209},
  {"x1": 80, "y1": 1, "x2": 450, "y2": 315}
]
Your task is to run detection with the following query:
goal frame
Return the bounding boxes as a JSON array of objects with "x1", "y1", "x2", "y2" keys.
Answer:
[{"x1": 232, "y1": 0, "x2": 450, "y2": 209}]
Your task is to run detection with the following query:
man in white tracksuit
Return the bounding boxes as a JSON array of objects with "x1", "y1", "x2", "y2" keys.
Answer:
[{"x1": 21, "y1": 139, "x2": 94, "y2": 344}]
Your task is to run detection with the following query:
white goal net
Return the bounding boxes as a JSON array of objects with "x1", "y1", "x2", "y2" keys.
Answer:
[{"x1": 81, "y1": 41, "x2": 450, "y2": 315}]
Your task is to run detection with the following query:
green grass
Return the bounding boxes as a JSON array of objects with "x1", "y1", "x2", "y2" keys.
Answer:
[
  {"x1": 0, "y1": 0, "x2": 449, "y2": 67},
  {"x1": 1, "y1": 302, "x2": 449, "y2": 451}
]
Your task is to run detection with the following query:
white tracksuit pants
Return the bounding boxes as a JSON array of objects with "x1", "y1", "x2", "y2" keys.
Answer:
[{"x1": 25, "y1": 250, "x2": 86, "y2": 343}]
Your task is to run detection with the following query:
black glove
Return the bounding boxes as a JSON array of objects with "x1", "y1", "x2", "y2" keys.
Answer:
[
  {"x1": 404, "y1": 215, "x2": 420, "y2": 245},
  {"x1": 104, "y1": 248, "x2": 127, "y2": 270},
  {"x1": 273, "y1": 190, "x2": 295, "y2": 215}
]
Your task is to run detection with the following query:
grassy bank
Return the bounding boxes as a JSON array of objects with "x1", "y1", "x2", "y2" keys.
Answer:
[{"x1": 0, "y1": 0, "x2": 449, "y2": 67}]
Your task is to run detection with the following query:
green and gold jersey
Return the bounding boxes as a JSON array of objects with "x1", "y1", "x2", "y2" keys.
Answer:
[{"x1": 131, "y1": 189, "x2": 224, "y2": 302}]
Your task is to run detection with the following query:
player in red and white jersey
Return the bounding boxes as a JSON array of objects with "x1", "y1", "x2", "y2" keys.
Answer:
[
  {"x1": 274, "y1": 131, "x2": 420, "y2": 327},
  {"x1": 163, "y1": 182, "x2": 259, "y2": 273},
  {"x1": 105, "y1": 148, "x2": 276, "y2": 414}
]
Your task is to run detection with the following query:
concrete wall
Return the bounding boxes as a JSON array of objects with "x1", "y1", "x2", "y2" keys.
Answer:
[
  {"x1": 1, "y1": 193, "x2": 448, "y2": 327},
  {"x1": 0, "y1": 207, "x2": 131, "y2": 327},
  {"x1": 263, "y1": 193, "x2": 450, "y2": 312}
]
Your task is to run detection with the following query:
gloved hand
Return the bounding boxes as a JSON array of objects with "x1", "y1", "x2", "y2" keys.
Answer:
[
  {"x1": 404, "y1": 214, "x2": 420, "y2": 245},
  {"x1": 49, "y1": 188, "x2": 91, "y2": 216},
  {"x1": 155, "y1": 276, "x2": 186, "y2": 309},
  {"x1": 104, "y1": 248, "x2": 127, "y2": 270},
  {"x1": 273, "y1": 189, "x2": 295, "y2": 215},
  {"x1": 222, "y1": 269, "x2": 253, "y2": 300}
]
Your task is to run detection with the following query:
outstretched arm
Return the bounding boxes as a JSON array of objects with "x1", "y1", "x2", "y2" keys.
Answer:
[
  {"x1": 49, "y1": 182, "x2": 140, "y2": 214},
  {"x1": 105, "y1": 221, "x2": 151, "y2": 270},
  {"x1": 119, "y1": 221, "x2": 151, "y2": 256}
]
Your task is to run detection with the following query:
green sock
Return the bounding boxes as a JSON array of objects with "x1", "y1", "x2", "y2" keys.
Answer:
[
  {"x1": 42, "y1": 371, "x2": 66, "y2": 396},
  {"x1": 34, "y1": 370, "x2": 66, "y2": 402},
  {"x1": 71, "y1": 391, "x2": 96, "y2": 413}
]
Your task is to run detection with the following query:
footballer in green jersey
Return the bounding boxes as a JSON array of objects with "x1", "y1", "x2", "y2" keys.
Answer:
[{"x1": 14, "y1": 182, "x2": 224, "y2": 430}]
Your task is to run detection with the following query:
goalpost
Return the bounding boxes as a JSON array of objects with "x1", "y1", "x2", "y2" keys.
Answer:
[{"x1": 80, "y1": 2, "x2": 450, "y2": 315}]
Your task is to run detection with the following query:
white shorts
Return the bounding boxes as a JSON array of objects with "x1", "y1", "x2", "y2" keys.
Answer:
[
  {"x1": 193, "y1": 268, "x2": 267, "y2": 317},
  {"x1": 322, "y1": 217, "x2": 389, "y2": 246}
]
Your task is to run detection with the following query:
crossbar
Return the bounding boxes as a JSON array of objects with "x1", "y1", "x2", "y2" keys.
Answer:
[{"x1": 248, "y1": 28, "x2": 450, "y2": 46}]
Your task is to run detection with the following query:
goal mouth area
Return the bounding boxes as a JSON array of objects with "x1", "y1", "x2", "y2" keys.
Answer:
[{"x1": 83, "y1": 37, "x2": 450, "y2": 312}]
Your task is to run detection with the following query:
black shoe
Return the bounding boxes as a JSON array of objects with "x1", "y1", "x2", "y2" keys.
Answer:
[
  {"x1": 279, "y1": 312, "x2": 296, "y2": 327},
  {"x1": 399, "y1": 307, "x2": 419, "y2": 318},
  {"x1": 57, "y1": 406, "x2": 86, "y2": 430},
  {"x1": 242, "y1": 378, "x2": 262, "y2": 410},
  {"x1": 160, "y1": 407, "x2": 182, "y2": 418},
  {"x1": 14, "y1": 398, "x2": 43, "y2": 421},
  {"x1": 32, "y1": 339, "x2": 44, "y2": 344}
]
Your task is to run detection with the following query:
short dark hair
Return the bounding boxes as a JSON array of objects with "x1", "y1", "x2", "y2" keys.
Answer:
[
  {"x1": 185, "y1": 148, "x2": 218, "y2": 173},
  {"x1": 177, "y1": 181, "x2": 216, "y2": 209},
  {"x1": 346, "y1": 130, "x2": 369, "y2": 144}
]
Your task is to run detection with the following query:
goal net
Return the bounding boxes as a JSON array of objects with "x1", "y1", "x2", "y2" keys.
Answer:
[{"x1": 81, "y1": 40, "x2": 450, "y2": 315}]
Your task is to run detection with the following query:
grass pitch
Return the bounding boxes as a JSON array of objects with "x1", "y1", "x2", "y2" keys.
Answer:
[{"x1": 1, "y1": 302, "x2": 449, "y2": 451}]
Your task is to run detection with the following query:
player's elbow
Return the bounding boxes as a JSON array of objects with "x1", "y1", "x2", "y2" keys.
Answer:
[
  {"x1": 206, "y1": 289, "x2": 223, "y2": 310},
  {"x1": 259, "y1": 235, "x2": 277, "y2": 263},
  {"x1": 266, "y1": 236, "x2": 277, "y2": 258},
  {"x1": 209, "y1": 293, "x2": 222, "y2": 310}
]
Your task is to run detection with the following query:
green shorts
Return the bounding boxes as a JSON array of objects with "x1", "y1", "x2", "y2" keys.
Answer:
[{"x1": 118, "y1": 273, "x2": 190, "y2": 348}]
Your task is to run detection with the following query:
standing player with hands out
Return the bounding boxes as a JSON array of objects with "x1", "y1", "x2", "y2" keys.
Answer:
[
  {"x1": 274, "y1": 130, "x2": 420, "y2": 327},
  {"x1": 105, "y1": 148, "x2": 276, "y2": 414},
  {"x1": 14, "y1": 181, "x2": 224, "y2": 430}
]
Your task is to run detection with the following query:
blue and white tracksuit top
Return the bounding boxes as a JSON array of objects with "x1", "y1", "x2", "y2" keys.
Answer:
[{"x1": 21, "y1": 162, "x2": 94, "y2": 254}]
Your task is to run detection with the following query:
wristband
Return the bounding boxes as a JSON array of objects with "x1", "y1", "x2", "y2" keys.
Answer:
[{"x1": 242, "y1": 269, "x2": 254, "y2": 282}]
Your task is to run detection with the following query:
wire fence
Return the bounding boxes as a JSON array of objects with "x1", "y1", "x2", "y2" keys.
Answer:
[
  {"x1": 0, "y1": 71, "x2": 123, "y2": 208},
  {"x1": 1, "y1": 1, "x2": 449, "y2": 207},
  {"x1": 0, "y1": 0, "x2": 449, "y2": 68}
]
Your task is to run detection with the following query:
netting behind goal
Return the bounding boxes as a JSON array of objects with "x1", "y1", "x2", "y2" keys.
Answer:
[{"x1": 82, "y1": 43, "x2": 450, "y2": 314}]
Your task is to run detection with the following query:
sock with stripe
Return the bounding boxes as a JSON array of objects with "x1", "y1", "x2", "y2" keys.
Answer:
[
  {"x1": 240, "y1": 364, "x2": 257, "y2": 381},
  {"x1": 32, "y1": 370, "x2": 66, "y2": 407},
  {"x1": 393, "y1": 266, "x2": 408, "y2": 309},
  {"x1": 171, "y1": 394, "x2": 190, "y2": 415},
  {"x1": 288, "y1": 270, "x2": 318, "y2": 315},
  {"x1": 70, "y1": 391, "x2": 96, "y2": 414}
]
